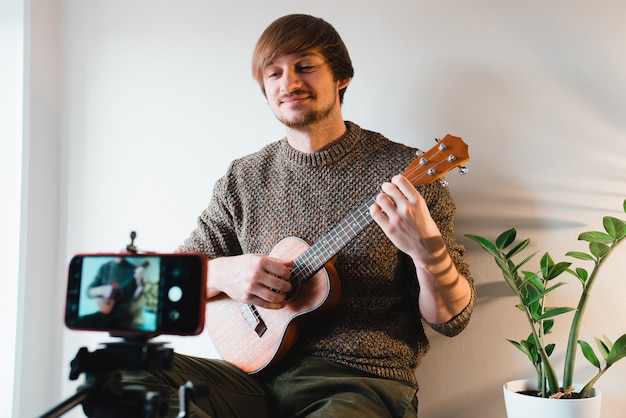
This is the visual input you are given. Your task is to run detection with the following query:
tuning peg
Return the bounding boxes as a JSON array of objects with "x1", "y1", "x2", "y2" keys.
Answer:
[{"x1": 458, "y1": 166, "x2": 469, "y2": 175}]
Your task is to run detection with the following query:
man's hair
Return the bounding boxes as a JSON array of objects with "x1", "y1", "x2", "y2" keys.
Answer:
[{"x1": 251, "y1": 14, "x2": 354, "y2": 102}]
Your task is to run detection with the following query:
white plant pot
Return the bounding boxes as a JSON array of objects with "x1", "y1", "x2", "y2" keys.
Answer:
[{"x1": 503, "y1": 379, "x2": 601, "y2": 418}]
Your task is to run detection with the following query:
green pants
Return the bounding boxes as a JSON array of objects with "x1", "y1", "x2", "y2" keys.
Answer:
[{"x1": 122, "y1": 353, "x2": 418, "y2": 417}]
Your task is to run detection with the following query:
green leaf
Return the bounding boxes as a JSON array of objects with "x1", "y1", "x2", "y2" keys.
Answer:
[
  {"x1": 508, "y1": 339, "x2": 525, "y2": 353},
  {"x1": 604, "y1": 216, "x2": 626, "y2": 240},
  {"x1": 542, "y1": 319, "x2": 554, "y2": 334},
  {"x1": 522, "y1": 336, "x2": 539, "y2": 363},
  {"x1": 528, "y1": 298, "x2": 542, "y2": 320},
  {"x1": 510, "y1": 252, "x2": 538, "y2": 277},
  {"x1": 508, "y1": 339, "x2": 537, "y2": 364},
  {"x1": 566, "y1": 251, "x2": 595, "y2": 261},
  {"x1": 590, "y1": 242, "x2": 610, "y2": 259},
  {"x1": 536, "y1": 306, "x2": 575, "y2": 321},
  {"x1": 542, "y1": 281, "x2": 567, "y2": 297},
  {"x1": 601, "y1": 334, "x2": 616, "y2": 351},
  {"x1": 524, "y1": 281, "x2": 567, "y2": 305},
  {"x1": 545, "y1": 343, "x2": 555, "y2": 357},
  {"x1": 465, "y1": 234, "x2": 500, "y2": 257},
  {"x1": 539, "y1": 253, "x2": 554, "y2": 271},
  {"x1": 607, "y1": 334, "x2": 626, "y2": 366},
  {"x1": 521, "y1": 271, "x2": 543, "y2": 292},
  {"x1": 495, "y1": 258, "x2": 519, "y2": 292},
  {"x1": 572, "y1": 267, "x2": 589, "y2": 284},
  {"x1": 544, "y1": 261, "x2": 572, "y2": 281},
  {"x1": 579, "y1": 340, "x2": 601, "y2": 369},
  {"x1": 496, "y1": 228, "x2": 517, "y2": 250},
  {"x1": 505, "y1": 239, "x2": 530, "y2": 260},
  {"x1": 595, "y1": 337, "x2": 610, "y2": 360},
  {"x1": 540, "y1": 252, "x2": 554, "y2": 275},
  {"x1": 579, "y1": 231, "x2": 613, "y2": 245}
]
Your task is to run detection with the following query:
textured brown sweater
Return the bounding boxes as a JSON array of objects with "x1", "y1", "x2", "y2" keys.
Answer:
[{"x1": 180, "y1": 121, "x2": 475, "y2": 385}]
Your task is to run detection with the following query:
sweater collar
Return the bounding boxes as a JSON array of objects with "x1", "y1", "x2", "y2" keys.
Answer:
[{"x1": 280, "y1": 121, "x2": 362, "y2": 167}]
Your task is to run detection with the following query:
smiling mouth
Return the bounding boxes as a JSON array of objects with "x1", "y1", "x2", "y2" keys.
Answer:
[{"x1": 279, "y1": 91, "x2": 312, "y2": 104}]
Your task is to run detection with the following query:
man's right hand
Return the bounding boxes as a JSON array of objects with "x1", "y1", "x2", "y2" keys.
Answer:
[{"x1": 207, "y1": 254, "x2": 293, "y2": 309}]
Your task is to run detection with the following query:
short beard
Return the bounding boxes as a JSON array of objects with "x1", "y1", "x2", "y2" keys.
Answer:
[{"x1": 276, "y1": 93, "x2": 337, "y2": 130}]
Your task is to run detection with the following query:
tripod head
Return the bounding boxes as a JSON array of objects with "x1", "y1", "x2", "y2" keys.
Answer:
[
  {"x1": 40, "y1": 336, "x2": 174, "y2": 418},
  {"x1": 69, "y1": 337, "x2": 173, "y2": 380}
]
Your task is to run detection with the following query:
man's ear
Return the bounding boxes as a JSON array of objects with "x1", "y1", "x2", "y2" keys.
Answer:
[{"x1": 338, "y1": 78, "x2": 351, "y2": 90}]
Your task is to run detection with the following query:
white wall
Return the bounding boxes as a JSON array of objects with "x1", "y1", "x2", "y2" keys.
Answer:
[
  {"x1": 11, "y1": 0, "x2": 63, "y2": 417},
  {"x1": 0, "y1": 0, "x2": 23, "y2": 416},
  {"x1": 12, "y1": 0, "x2": 626, "y2": 417}
]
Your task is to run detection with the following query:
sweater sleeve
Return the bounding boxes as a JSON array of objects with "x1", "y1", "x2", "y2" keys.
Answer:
[
  {"x1": 177, "y1": 169, "x2": 243, "y2": 258},
  {"x1": 420, "y1": 180, "x2": 476, "y2": 337}
]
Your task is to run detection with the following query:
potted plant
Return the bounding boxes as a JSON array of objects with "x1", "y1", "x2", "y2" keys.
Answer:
[{"x1": 466, "y1": 199, "x2": 626, "y2": 418}]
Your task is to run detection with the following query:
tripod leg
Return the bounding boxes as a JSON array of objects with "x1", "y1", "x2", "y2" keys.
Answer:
[{"x1": 37, "y1": 385, "x2": 92, "y2": 418}]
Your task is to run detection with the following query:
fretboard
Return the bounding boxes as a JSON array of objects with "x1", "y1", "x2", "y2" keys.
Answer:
[{"x1": 289, "y1": 197, "x2": 376, "y2": 285}]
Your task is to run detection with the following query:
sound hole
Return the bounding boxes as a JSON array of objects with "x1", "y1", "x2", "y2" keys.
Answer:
[
  {"x1": 271, "y1": 276, "x2": 301, "y2": 303},
  {"x1": 285, "y1": 279, "x2": 301, "y2": 303}
]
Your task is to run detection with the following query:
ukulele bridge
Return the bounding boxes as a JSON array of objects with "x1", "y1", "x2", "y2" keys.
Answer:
[{"x1": 239, "y1": 303, "x2": 267, "y2": 337}]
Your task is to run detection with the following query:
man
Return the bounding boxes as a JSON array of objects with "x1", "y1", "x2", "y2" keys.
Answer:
[
  {"x1": 80, "y1": 257, "x2": 145, "y2": 329},
  {"x1": 129, "y1": 14, "x2": 475, "y2": 417}
]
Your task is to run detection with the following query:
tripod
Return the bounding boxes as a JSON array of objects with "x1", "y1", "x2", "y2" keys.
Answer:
[{"x1": 39, "y1": 338, "x2": 206, "y2": 418}]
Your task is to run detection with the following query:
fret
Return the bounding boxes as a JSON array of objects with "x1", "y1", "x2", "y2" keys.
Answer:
[{"x1": 293, "y1": 198, "x2": 376, "y2": 283}]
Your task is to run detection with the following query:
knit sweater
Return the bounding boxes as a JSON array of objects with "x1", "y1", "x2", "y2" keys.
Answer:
[{"x1": 179, "y1": 121, "x2": 475, "y2": 385}]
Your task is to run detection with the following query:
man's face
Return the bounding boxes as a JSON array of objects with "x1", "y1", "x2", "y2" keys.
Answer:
[{"x1": 262, "y1": 51, "x2": 347, "y2": 129}]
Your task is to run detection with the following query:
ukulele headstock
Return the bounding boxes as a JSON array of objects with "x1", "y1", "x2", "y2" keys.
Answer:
[{"x1": 403, "y1": 134, "x2": 470, "y2": 186}]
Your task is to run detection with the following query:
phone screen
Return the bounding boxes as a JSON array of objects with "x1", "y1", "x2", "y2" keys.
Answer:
[{"x1": 65, "y1": 253, "x2": 207, "y2": 336}]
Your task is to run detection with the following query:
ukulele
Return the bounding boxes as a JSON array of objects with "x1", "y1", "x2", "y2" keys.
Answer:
[{"x1": 205, "y1": 134, "x2": 470, "y2": 374}]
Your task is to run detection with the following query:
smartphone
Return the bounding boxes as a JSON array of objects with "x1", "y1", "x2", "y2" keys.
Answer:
[{"x1": 65, "y1": 252, "x2": 207, "y2": 336}]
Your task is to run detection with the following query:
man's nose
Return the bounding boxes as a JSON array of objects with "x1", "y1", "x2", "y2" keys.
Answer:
[{"x1": 281, "y1": 69, "x2": 302, "y2": 93}]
